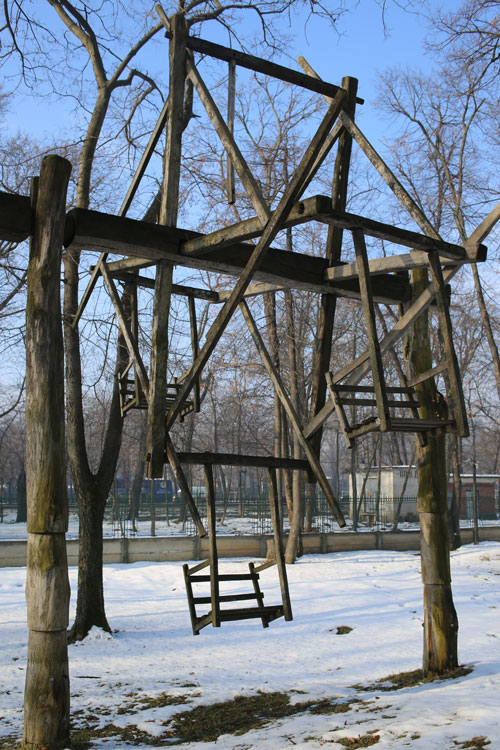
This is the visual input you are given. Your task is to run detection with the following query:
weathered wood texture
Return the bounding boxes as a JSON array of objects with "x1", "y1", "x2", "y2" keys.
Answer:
[
  {"x1": 309, "y1": 75, "x2": 358, "y2": 467},
  {"x1": 146, "y1": 12, "x2": 187, "y2": 479},
  {"x1": 408, "y1": 267, "x2": 459, "y2": 673},
  {"x1": 176, "y1": 451, "x2": 310, "y2": 470},
  {"x1": 24, "y1": 155, "x2": 71, "y2": 750}
]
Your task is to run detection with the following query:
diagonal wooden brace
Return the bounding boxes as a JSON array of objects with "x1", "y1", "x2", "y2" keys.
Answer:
[{"x1": 165, "y1": 88, "x2": 347, "y2": 431}]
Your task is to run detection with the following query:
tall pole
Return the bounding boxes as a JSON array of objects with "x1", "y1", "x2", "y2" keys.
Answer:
[
  {"x1": 470, "y1": 410, "x2": 479, "y2": 545},
  {"x1": 23, "y1": 155, "x2": 72, "y2": 750}
]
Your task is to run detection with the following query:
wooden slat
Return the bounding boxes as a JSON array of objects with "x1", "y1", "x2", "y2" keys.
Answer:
[
  {"x1": 330, "y1": 384, "x2": 414, "y2": 394},
  {"x1": 176, "y1": 451, "x2": 310, "y2": 471},
  {"x1": 186, "y1": 559, "x2": 210, "y2": 575},
  {"x1": 190, "y1": 573, "x2": 256, "y2": 582},
  {"x1": 193, "y1": 593, "x2": 259, "y2": 604},
  {"x1": 240, "y1": 299, "x2": 346, "y2": 526},
  {"x1": 218, "y1": 605, "x2": 283, "y2": 622},
  {"x1": 337, "y1": 398, "x2": 420, "y2": 408},
  {"x1": 248, "y1": 562, "x2": 269, "y2": 628},
  {"x1": 165, "y1": 89, "x2": 347, "y2": 429}
]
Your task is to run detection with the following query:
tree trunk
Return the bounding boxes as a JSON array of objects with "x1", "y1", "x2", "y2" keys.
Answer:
[
  {"x1": 23, "y1": 155, "x2": 71, "y2": 750},
  {"x1": 408, "y1": 267, "x2": 458, "y2": 673},
  {"x1": 16, "y1": 468, "x2": 26, "y2": 523},
  {"x1": 68, "y1": 479, "x2": 110, "y2": 642}
]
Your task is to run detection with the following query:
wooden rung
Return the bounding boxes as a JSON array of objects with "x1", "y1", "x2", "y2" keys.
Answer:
[
  {"x1": 331, "y1": 384, "x2": 414, "y2": 394},
  {"x1": 193, "y1": 592, "x2": 261, "y2": 604},
  {"x1": 218, "y1": 605, "x2": 284, "y2": 622},
  {"x1": 190, "y1": 573, "x2": 258, "y2": 583},
  {"x1": 390, "y1": 417, "x2": 455, "y2": 432},
  {"x1": 337, "y1": 398, "x2": 420, "y2": 408}
]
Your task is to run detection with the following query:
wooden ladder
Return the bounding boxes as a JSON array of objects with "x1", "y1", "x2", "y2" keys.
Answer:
[{"x1": 183, "y1": 465, "x2": 292, "y2": 635}]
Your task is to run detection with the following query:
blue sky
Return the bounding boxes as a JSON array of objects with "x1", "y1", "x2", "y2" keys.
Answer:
[{"x1": 3, "y1": 1, "x2": 455, "y2": 148}]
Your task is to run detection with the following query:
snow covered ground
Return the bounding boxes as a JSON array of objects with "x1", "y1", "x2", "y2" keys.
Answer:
[{"x1": 1, "y1": 543, "x2": 499, "y2": 749}]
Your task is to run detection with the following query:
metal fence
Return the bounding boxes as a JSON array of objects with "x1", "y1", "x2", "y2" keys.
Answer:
[{"x1": 1, "y1": 491, "x2": 498, "y2": 539}]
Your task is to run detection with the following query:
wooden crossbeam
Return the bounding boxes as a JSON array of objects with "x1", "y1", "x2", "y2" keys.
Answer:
[
  {"x1": 176, "y1": 452, "x2": 311, "y2": 470},
  {"x1": 164, "y1": 89, "x2": 347, "y2": 430},
  {"x1": 161, "y1": 26, "x2": 364, "y2": 104},
  {"x1": 324, "y1": 247, "x2": 485, "y2": 282},
  {"x1": 240, "y1": 299, "x2": 345, "y2": 526},
  {"x1": 67, "y1": 208, "x2": 411, "y2": 304}
]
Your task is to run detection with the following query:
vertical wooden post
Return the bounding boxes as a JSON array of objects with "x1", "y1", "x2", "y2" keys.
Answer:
[
  {"x1": 308, "y1": 76, "x2": 358, "y2": 467},
  {"x1": 407, "y1": 267, "x2": 458, "y2": 673},
  {"x1": 23, "y1": 155, "x2": 71, "y2": 750},
  {"x1": 146, "y1": 11, "x2": 187, "y2": 478},
  {"x1": 227, "y1": 59, "x2": 236, "y2": 205}
]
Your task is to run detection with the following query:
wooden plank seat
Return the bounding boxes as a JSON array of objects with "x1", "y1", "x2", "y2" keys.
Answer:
[
  {"x1": 182, "y1": 464, "x2": 293, "y2": 635},
  {"x1": 327, "y1": 379, "x2": 456, "y2": 447},
  {"x1": 183, "y1": 557, "x2": 286, "y2": 635},
  {"x1": 117, "y1": 370, "x2": 194, "y2": 418}
]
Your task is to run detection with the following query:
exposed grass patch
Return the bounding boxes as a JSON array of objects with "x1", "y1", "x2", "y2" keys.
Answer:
[
  {"x1": 116, "y1": 691, "x2": 192, "y2": 715},
  {"x1": 352, "y1": 665, "x2": 473, "y2": 692},
  {"x1": 336, "y1": 625, "x2": 354, "y2": 635},
  {"x1": 456, "y1": 738, "x2": 491, "y2": 749},
  {"x1": 337, "y1": 734, "x2": 380, "y2": 748},
  {"x1": 168, "y1": 691, "x2": 363, "y2": 743},
  {"x1": 70, "y1": 722, "x2": 164, "y2": 748}
]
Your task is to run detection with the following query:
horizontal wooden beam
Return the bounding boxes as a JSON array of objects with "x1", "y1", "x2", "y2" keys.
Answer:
[
  {"x1": 104, "y1": 270, "x2": 221, "y2": 300},
  {"x1": 66, "y1": 207, "x2": 411, "y2": 304},
  {"x1": 176, "y1": 451, "x2": 311, "y2": 470},
  {"x1": 324, "y1": 245, "x2": 486, "y2": 282},
  {"x1": 0, "y1": 192, "x2": 32, "y2": 242},
  {"x1": 164, "y1": 33, "x2": 364, "y2": 104},
  {"x1": 317, "y1": 208, "x2": 476, "y2": 259}
]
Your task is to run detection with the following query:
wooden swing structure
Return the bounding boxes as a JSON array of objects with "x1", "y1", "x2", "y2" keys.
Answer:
[{"x1": 3, "y1": 6, "x2": 487, "y2": 642}]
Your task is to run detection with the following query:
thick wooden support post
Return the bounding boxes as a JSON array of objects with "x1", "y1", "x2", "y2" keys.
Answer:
[
  {"x1": 146, "y1": 11, "x2": 186, "y2": 478},
  {"x1": 240, "y1": 300, "x2": 345, "y2": 526},
  {"x1": 408, "y1": 267, "x2": 458, "y2": 673},
  {"x1": 166, "y1": 89, "x2": 346, "y2": 428},
  {"x1": 24, "y1": 155, "x2": 71, "y2": 750},
  {"x1": 204, "y1": 464, "x2": 220, "y2": 627},
  {"x1": 268, "y1": 469, "x2": 292, "y2": 621},
  {"x1": 309, "y1": 76, "x2": 358, "y2": 467},
  {"x1": 188, "y1": 296, "x2": 200, "y2": 412}
]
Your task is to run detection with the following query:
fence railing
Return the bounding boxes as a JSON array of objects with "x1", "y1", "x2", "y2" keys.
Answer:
[{"x1": 1, "y1": 491, "x2": 498, "y2": 539}]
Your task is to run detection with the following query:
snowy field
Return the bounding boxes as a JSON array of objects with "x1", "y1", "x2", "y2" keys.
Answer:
[{"x1": 1, "y1": 544, "x2": 499, "y2": 749}]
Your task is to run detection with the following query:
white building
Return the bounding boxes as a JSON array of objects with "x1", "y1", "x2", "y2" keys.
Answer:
[{"x1": 348, "y1": 465, "x2": 419, "y2": 523}]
